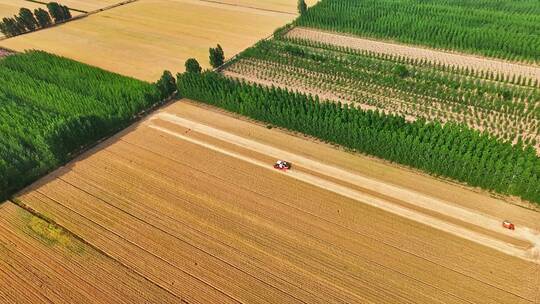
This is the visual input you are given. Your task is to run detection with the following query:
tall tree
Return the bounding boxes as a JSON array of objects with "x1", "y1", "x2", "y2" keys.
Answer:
[
  {"x1": 297, "y1": 0, "x2": 307, "y2": 15},
  {"x1": 34, "y1": 8, "x2": 52, "y2": 28},
  {"x1": 1, "y1": 17, "x2": 26, "y2": 36},
  {"x1": 156, "y1": 70, "x2": 176, "y2": 98},
  {"x1": 18, "y1": 8, "x2": 38, "y2": 31},
  {"x1": 47, "y1": 2, "x2": 67, "y2": 22},
  {"x1": 185, "y1": 58, "x2": 202, "y2": 73},
  {"x1": 209, "y1": 44, "x2": 225, "y2": 68},
  {"x1": 14, "y1": 15, "x2": 28, "y2": 32},
  {"x1": 61, "y1": 5, "x2": 72, "y2": 20}
]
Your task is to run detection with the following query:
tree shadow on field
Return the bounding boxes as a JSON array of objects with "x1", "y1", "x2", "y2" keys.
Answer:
[{"x1": 15, "y1": 101, "x2": 177, "y2": 199}]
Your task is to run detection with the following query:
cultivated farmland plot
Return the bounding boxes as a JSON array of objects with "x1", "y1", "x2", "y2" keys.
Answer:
[
  {"x1": 0, "y1": 0, "x2": 303, "y2": 81},
  {"x1": 287, "y1": 27, "x2": 540, "y2": 83},
  {"x1": 0, "y1": 202, "x2": 179, "y2": 304},
  {"x1": 1, "y1": 0, "x2": 540, "y2": 302},
  {"x1": 8, "y1": 101, "x2": 540, "y2": 303},
  {"x1": 295, "y1": 0, "x2": 540, "y2": 64},
  {"x1": 224, "y1": 35, "x2": 540, "y2": 152}
]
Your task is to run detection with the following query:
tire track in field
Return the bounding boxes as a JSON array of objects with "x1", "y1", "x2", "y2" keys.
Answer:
[{"x1": 149, "y1": 113, "x2": 540, "y2": 264}]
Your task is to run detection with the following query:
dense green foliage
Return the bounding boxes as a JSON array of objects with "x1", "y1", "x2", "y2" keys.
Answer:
[
  {"x1": 296, "y1": 0, "x2": 540, "y2": 63},
  {"x1": 298, "y1": 0, "x2": 307, "y2": 15},
  {"x1": 178, "y1": 71, "x2": 540, "y2": 204},
  {"x1": 0, "y1": 51, "x2": 162, "y2": 200},
  {"x1": 185, "y1": 58, "x2": 202, "y2": 74},
  {"x1": 156, "y1": 70, "x2": 177, "y2": 98},
  {"x1": 34, "y1": 8, "x2": 53, "y2": 28},
  {"x1": 230, "y1": 38, "x2": 540, "y2": 147},
  {"x1": 46, "y1": 2, "x2": 72, "y2": 23},
  {"x1": 0, "y1": 2, "x2": 70, "y2": 37},
  {"x1": 209, "y1": 44, "x2": 225, "y2": 68}
]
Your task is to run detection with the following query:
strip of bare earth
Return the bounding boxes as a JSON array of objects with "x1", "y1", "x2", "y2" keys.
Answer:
[{"x1": 286, "y1": 27, "x2": 540, "y2": 82}]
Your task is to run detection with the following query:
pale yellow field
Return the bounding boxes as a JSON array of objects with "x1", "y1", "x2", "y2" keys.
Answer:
[
  {"x1": 204, "y1": 0, "x2": 319, "y2": 14},
  {"x1": 0, "y1": 0, "x2": 46, "y2": 19},
  {"x1": 0, "y1": 0, "x2": 297, "y2": 81}
]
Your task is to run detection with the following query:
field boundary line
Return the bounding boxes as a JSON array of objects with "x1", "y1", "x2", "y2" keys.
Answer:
[{"x1": 8, "y1": 198, "x2": 185, "y2": 302}]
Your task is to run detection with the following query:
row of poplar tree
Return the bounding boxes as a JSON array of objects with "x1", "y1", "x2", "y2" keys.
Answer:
[
  {"x1": 0, "y1": 51, "x2": 176, "y2": 201},
  {"x1": 177, "y1": 71, "x2": 540, "y2": 205},
  {"x1": 0, "y1": 2, "x2": 72, "y2": 37}
]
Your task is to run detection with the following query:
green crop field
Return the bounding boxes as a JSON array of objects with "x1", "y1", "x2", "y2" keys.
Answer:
[
  {"x1": 226, "y1": 36, "x2": 540, "y2": 150},
  {"x1": 0, "y1": 51, "x2": 167, "y2": 200},
  {"x1": 178, "y1": 71, "x2": 540, "y2": 204},
  {"x1": 296, "y1": 0, "x2": 540, "y2": 63}
]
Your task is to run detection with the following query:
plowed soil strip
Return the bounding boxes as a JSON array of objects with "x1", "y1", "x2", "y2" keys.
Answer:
[{"x1": 286, "y1": 27, "x2": 540, "y2": 82}]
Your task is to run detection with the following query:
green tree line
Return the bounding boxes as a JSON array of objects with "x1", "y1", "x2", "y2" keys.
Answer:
[
  {"x1": 0, "y1": 2, "x2": 71, "y2": 37},
  {"x1": 296, "y1": 0, "x2": 540, "y2": 63},
  {"x1": 233, "y1": 38, "x2": 539, "y2": 146},
  {"x1": 177, "y1": 71, "x2": 540, "y2": 205},
  {"x1": 0, "y1": 51, "x2": 174, "y2": 201}
]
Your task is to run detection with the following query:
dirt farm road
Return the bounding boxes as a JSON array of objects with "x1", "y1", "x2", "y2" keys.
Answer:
[{"x1": 150, "y1": 112, "x2": 540, "y2": 264}]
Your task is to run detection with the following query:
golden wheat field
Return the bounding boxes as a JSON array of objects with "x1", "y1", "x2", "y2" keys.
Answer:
[
  {"x1": 0, "y1": 0, "x2": 299, "y2": 81},
  {"x1": 4, "y1": 101, "x2": 538, "y2": 303},
  {"x1": 0, "y1": 202, "x2": 179, "y2": 304}
]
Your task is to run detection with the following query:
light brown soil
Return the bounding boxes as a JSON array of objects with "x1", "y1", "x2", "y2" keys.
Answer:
[
  {"x1": 10, "y1": 100, "x2": 540, "y2": 303},
  {"x1": 287, "y1": 27, "x2": 540, "y2": 82}
]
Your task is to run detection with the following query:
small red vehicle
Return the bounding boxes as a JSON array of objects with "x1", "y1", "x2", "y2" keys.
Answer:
[
  {"x1": 274, "y1": 160, "x2": 292, "y2": 171},
  {"x1": 502, "y1": 220, "x2": 515, "y2": 230}
]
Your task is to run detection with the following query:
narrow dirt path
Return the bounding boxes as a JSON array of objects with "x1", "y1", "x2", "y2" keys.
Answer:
[
  {"x1": 287, "y1": 27, "x2": 540, "y2": 82},
  {"x1": 150, "y1": 112, "x2": 540, "y2": 264}
]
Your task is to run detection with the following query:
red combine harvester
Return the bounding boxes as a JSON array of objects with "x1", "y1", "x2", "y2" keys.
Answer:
[
  {"x1": 502, "y1": 220, "x2": 515, "y2": 230},
  {"x1": 274, "y1": 160, "x2": 292, "y2": 171}
]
